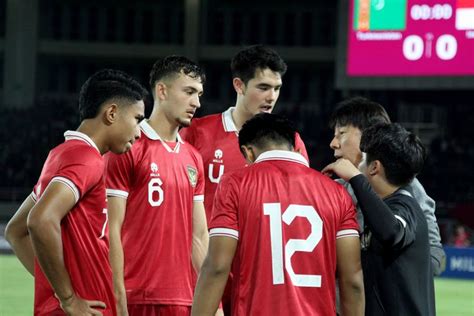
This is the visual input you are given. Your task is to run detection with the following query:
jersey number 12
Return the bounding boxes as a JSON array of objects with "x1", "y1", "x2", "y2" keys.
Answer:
[{"x1": 264, "y1": 203, "x2": 323, "y2": 287}]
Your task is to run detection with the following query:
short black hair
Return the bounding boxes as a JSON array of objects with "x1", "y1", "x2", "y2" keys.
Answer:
[
  {"x1": 239, "y1": 113, "x2": 295, "y2": 151},
  {"x1": 329, "y1": 97, "x2": 391, "y2": 131},
  {"x1": 79, "y1": 69, "x2": 148, "y2": 121},
  {"x1": 231, "y1": 45, "x2": 287, "y2": 84},
  {"x1": 149, "y1": 55, "x2": 205, "y2": 93},
  {"x1": 361, "y1": 123, "x2": 426, "y2": 187}
]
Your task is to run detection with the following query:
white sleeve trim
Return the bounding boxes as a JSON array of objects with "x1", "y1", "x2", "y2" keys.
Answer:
[
  {"x1": 209, "y1": 228, "x2": 239, "y2": 240},
  {"x1": 106, "y1": 189, "x2": 129, "y2": 199},
  {"x1": 394, "y1": 215, "x2": 407, "y2": 228},
  {"x1": 336, "y1": 229, "x2": 360, "y2": 239},
  {"x1": 193, "y1": 194, "x2": 204, "y2": 202},
  {"x1": 51, "y1": 177, "x2": 80, "y2": 203}
]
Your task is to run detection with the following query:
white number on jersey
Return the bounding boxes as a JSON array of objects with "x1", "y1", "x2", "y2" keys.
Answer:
[
  {"x1": 99, "y1": 208, "x2": 108, "y2": 239},
  {"x1": 208, "y1": 163, "x2": 225, "y2": 184},
  {"x1": 264, "y1": 203, "x2": 323, "y2": 287},
  {"x1": 148, "y1": 178, "x2": 164, "y2": 206}
]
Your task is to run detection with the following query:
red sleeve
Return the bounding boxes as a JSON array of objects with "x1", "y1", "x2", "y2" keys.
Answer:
[
  {"x1": 105, "y1": 150, "x2": 134, "y2": 199},
  {"x1": 208, "y1": 173, "x2": 240, "y2": 240},
  {"x1": 295, "y1": 132, "x2": 309, "y2": 162},
  {"x1": 60, "y1": 159, "x2": 101, "y2": 196},
  {"x1": 336, "y1": 186, "x2": 360, "y2": 238},
  {"x1": 44, "y1": 149, "x2": 103, "y2": 203}
]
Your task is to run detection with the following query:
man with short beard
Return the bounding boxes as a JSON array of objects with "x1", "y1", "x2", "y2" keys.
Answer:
[{"x1": 106, "y1": 56, "x2": 209, "y2": 316}]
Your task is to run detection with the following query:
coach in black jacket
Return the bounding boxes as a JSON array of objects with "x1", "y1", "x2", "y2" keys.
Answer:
[{"x1": 324, "y1": 123, "x2": 435, "y2": 316}]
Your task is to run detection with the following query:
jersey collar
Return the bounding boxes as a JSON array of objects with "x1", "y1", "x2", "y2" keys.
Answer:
[
  {"x1": 255, "y1": 150, "x2": 309, "y2": 167},
  {"x1": 64, "y1": 131, "x2": 100, "y2": 153},
  {"x1": 140, "y1": 120, "x2": 184, "y2": 153},
  {"x1": 222, "y1": 107, "x2": 238, "y2": 133}
]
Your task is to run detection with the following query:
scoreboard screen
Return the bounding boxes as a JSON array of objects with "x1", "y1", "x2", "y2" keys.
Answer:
[{"x1": 347, "y1": 0, "x2": 474, "y2": 76}]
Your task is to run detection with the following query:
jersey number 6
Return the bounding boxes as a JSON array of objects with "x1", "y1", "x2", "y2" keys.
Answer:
[
  {"x1": 264, "y1": 203, "x2": 323, "y2": 287},
  {"x1": 148, "y1": 178, "x2": 164, "y2": 206}
]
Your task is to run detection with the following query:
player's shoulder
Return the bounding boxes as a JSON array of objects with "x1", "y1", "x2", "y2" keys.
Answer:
[
  {"x1": 308, "y1": 168, "x2": 350, "y2": 192},
  {"x1": 220, "y1": 167, "x2": 247, "y2": 186},
  {"x1": 181, "y1": 113, "x2": 225, "y2": 145},
  {"x1": 190, "y1": 112, "x2": 223, "y2": 130},
  {"x1": 54, "y1": 140, "x2": 102, "y2": 166},
  {"x1": 194, "y1": 112, "x2": 223, "y2": 123},
  {"x1": 182, "y1": 140, "x2": 203, "y2": 158}
]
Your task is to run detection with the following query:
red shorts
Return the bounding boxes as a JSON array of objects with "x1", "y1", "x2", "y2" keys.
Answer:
[{"x1": 128, "y1": 304, "x2": 191, "y2": 316}]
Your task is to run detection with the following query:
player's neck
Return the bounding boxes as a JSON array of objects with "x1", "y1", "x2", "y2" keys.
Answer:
[
  {"x1": 76, "y1": 121, "x2": 107, "y2": 154},
  {"x1": 148, "y1": 107, "x2": 179, "y2": 142},
  {"x1": 232, "y1": 103, "x2": 252, "y2": 131}
]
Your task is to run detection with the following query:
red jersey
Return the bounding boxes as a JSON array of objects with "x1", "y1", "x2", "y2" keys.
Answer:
[
  {"x1": 180, "y1": 107, "x2": 309, "y2": 222},
  {"x1": 209, "y1": 150, "x2": 359, "y2": 316},
  {"x1": 31, "y1": 131, "x2": 115, "y2": 316},
  {"x1": 105, "y1": 120, "x2": 205, "y2": 306}
]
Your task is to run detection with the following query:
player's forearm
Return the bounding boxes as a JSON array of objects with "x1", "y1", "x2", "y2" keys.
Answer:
[
  {"x1": 107, "y1": 197, "x2": 128, "y2": 300},
  {"x1": 192, "y1": 260, "x2": 229, "y2": 316},
  {"x1": 109, "y1": 229, "x2": 127, "y2": 299},
  {"x1": 27, "y1": 218, "x2": 75, "y2": 301},
  {"x1": 6, "y1": 233, "x2": 35, "y2": 275},
  {"x1": 5, "y1": 195, "x2": 36, "y2": 276},
  {"x1": 339, "y1": 270, "x2": 365, "y2": 316},
  {"x1": 192, "y1": 229, "x2": 209, "y2": 273}
]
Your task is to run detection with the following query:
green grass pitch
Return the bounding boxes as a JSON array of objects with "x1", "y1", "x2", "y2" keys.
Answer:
[{"x1": 1, "y1": 254, "x2": 473, "y2": 315}]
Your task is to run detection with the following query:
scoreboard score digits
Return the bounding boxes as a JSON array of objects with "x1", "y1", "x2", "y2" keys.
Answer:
[{"x1": 347, "y1": 0, "x2": 474, "y2": 76}]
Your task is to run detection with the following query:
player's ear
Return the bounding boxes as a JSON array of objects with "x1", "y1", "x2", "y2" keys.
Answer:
[
  {"x1": 155, "y1": 82, "x2": 167, "y2": 101},
  {"x1": 240, "y1": 145, "x2": 256, "y2": 163},
  {"x1": 233, "y1": 77, "x2": 245, "y2": 95},
  {"x1": 103, "y1": 103, "x2": 119, "y2": 125},
  {"x1": 368, "y1": 160, "x2": 381, "y2": 176}
]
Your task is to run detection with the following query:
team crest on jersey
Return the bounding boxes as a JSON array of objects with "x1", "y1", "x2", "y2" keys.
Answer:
[{"x1": 187, "y1": 165, "x2": 198, "y2": 187}]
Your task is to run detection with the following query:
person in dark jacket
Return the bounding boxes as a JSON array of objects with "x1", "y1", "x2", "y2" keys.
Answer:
[
  {"x1": 328, "y1": 97, "x2": 445, "y2": 275},
  {"x1": 323, "y1": 123, "x2": 435, "y2": 316}
]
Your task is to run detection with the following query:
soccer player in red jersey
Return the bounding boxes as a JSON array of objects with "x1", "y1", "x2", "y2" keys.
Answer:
[
  {"x1": 106, "y1": 56, "x2": 209, "y2": 316},
  {"x1": 192, "y1": 113, "x2": 365, "y2": 316},
  {"x1": 5, "y1": 69, "x2": 147, "y2": 316},
  {"x1": 180, "y1": 45, "x2": 308, "y2": 224}
]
